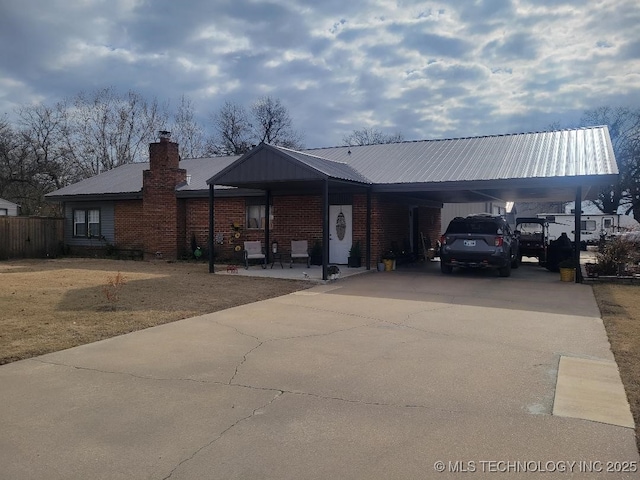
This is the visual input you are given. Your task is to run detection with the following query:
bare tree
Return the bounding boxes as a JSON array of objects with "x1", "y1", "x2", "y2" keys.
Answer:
[
  {"x1": 0, "y1": 103, "x2": 76, "y2": 214},
  {"x1": 171, "y1": 95, "x2": 206, "y2": 158},
  {"x1": 208, "y1": 101, "x2": 253, "y2": 155},
  {"x1": 251, "y1": 96, "x2": 303, "y2": 149},
  {"x1": 581, "y1": 106, "x2": 640, "y2": 220},
  {"x1": 208, "y1": 97, "x2": 304, "y2": 155},
  {"x1": 343, "y1": 127, "x2": 404, "y2": 146},
  {"x1": 66, "y1": 87, "x2": 167, "y2": 175}
]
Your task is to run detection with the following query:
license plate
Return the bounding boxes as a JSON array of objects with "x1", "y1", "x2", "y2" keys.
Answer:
[{"x1": 464, "y1": 240, "x2": 476, "y2": 247}]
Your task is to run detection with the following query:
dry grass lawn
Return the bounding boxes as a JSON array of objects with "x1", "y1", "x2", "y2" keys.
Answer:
[
  {"x1": 592, "y1": 283, "x2": 640, "y2": 451},
  {"x1": 0, "y1": 258, "x2": 310, "y2": 365}
]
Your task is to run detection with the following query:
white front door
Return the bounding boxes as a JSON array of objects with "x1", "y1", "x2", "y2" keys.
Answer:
[{"x1": 329, "y1": 205, "x2": 352, "y2": 264}]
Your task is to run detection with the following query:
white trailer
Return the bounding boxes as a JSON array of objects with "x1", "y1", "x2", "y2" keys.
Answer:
[{"x1": 536, "y1": 213, "x2": 639, "y2": 246}]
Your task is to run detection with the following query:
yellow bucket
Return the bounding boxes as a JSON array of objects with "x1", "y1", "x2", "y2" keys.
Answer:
[
  {"x1": 383, "y1": 259, "x2": 394, "y2": 271},
  {"x1": 559, "y1": 268, "x2": 575, "y2": 282}
]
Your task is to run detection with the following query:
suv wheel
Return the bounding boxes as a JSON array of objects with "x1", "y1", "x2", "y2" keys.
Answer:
[
  {"x1": 498, "y1": 262, "x2": 511, "y2": 277},
  {"x1": 440, "y1": 262, "x2": 453, "y2": 274}
]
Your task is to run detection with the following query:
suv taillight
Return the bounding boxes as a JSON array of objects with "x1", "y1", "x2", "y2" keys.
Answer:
[
  {"x1": 494, "y1": 236, "x2": 504, "y2": 247},
  {"x1": 440, "y1": 235, "x2": 447, "y2": 245}
]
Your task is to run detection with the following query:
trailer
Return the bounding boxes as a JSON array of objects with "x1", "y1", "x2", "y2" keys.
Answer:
[{"x1": 536, "y1": 213, "x2": 639, "y2": 248}]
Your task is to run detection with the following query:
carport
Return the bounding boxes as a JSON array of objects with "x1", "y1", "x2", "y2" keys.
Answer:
[{"x1": 207, "y1": 127, "x2": 618, "y2": 282}]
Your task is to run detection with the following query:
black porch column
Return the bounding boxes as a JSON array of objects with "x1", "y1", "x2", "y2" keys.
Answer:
[
  {"x1": 574, "y1": 186, "x2": 582, "y2": 283},
  {"x1": 208, "y1": 184, "x2": 215, "y2": 273},
  {"x1": 366, "y1": 188, "x2": 372, "y2": 270},
  {"x1": 322, "y1": 179, "x2": 329, "y2": 281},
  {"x1": 265, "y1": 190, "x2": 271, "y2": 264}
]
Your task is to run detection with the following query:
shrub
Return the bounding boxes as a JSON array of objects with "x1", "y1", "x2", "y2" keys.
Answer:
[{"x1": 594, "y1": 237, "x2": 640, "y2": 275}]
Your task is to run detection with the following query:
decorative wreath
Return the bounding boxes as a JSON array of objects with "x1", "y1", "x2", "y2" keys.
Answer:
[
  {"x1": 336, "y1": 210, "x2": 347, "y2": 241},
  {"x1": 234, "y1": 245, "x2": 242, "y2": 252},
  {"x1": 234, "y1": 232, "x2": 241, "y2": 239}
]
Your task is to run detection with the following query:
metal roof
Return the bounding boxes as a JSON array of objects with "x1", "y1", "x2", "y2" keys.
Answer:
[
  {"x1": 273, "y1": 146, "x2": 371, "y2": 184},
  {"x1": 208, "y1": 144, "x2": 370, "y2": 188},
  {"x1": 307, "y1": 126, "x2": 617, "y2": 184},
  {"x1": 45, "y1": 156, "x2": 240, "y2": 200},
  {"x1": 46, "y1": 126, "x2": 617, "y2": 203}
]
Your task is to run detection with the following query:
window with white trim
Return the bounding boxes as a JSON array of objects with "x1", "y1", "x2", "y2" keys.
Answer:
[
  {"x1": 0, "y1": 208, "x2": 7, "y2": 216},
  {"x1": 73, "y1": 208, "x2": 101, "y2": 237}
]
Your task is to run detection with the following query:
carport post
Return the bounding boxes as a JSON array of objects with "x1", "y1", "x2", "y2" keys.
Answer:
[
  {"x1": 366, "y1": 188, "x2": 371, "y2": 270},
  {"x1": 322, "y1": 178, "x2": 329, "y2": 281},
  {"x1": 265, "y1": 190, "x2": 271, "y2": 264},
  {"x1": 209, "y1": 184, "x2": 215, "y2": 274},
  {"x1": 574, "y1": 186, "x2": 582, "y2": 283}
]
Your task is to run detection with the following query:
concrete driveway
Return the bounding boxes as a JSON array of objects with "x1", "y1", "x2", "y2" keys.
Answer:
[{"x1": 1, "y1": 263, "x2": 638, "y2": 479}]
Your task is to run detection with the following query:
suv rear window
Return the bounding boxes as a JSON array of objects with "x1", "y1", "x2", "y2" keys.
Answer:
[{"x1": 446, "y1": 219, "x2": 500, "y2": 235}]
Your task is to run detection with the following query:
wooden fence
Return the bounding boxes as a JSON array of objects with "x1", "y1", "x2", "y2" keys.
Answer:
[{"x1": 0, "y1": 217, "x2": 64, "y2": 260}]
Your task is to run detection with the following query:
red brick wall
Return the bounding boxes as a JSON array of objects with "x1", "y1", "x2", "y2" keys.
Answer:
[
  {"x1": 114, "y1": 200, "x2": 144, "y2": 249},
  {"x1": 112, "y1": 183, "x2": 441, "y2": 265},
  {"x1": 180, "y1": 194, "x2": 373, "y2": 263},
  {"x1": 370, "y1": 196, "x2": 409, "y2": 262},
  {"x1": 142, "y1": 138, "x2": 186, "y2": 260},
  {"x1": 417, "y1": 207, "x2": 442, "y2": 251}
]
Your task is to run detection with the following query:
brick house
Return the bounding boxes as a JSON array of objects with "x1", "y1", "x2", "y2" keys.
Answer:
[{"x1": 46, "y1": 127, "x2": 618, "y2": 279}]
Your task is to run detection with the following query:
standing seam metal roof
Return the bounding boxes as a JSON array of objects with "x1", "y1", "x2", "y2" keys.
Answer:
[
  {"x1": 46, "y1": 126, "x2": 616, "y2": 199},
  {"x1": 305, "y1": 126, "x2": 616, "y2": 184},
  {"x1": 272, "y1": 146, "x2": 371, "y2": 184}
]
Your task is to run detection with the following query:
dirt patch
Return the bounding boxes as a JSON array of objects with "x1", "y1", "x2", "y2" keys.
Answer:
[
  {"x1": 0, "y1": 258, "x2": 310, "y2": 364},
  {"x1": 592, "y1": 283, "x2": 640, "y2": 451}
]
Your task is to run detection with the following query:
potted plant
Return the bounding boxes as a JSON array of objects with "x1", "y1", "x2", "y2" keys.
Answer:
[
  {"x1": 348, "y1": 240, "x2": 362, "y2": 268},
  {"x1": 382, "y1": 249, "x2": 396, "y2": 271},
  {"x1": 558, "y1": 257, "x2": 576, "y2": 282},
  {"x1": 310, "y1": 239, "x2": 323, "y2": 266}
]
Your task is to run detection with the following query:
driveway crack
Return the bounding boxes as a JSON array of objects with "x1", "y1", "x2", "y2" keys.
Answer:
[
  {"x1": 161, "y1": 390, "x2": 283, "y2": 480},
  {"x1": 227, "y1": 341, "x2": 263, "y2": 385}
]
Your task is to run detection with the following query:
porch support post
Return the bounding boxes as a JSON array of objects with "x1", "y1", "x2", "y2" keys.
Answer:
[
  {"x1": 322, "y1": 178, "x2": 329, "y2": 281},
  {"x1": 208, "y1": 184, "x2": 215, "y2": 273},
  {"x1": 265, "y1": 190, "x2": 271, "y2": 264},
  {"x1": 574, "y1": 186, "x2": 582, "y2": 283},
  {"x1": 366, "y1": 187, "x2": 372, "y2": 270}
]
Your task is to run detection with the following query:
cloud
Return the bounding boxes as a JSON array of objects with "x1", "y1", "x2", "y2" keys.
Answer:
[{"x1": 0, "y1": 0, "x2": 639, "y2": 149}]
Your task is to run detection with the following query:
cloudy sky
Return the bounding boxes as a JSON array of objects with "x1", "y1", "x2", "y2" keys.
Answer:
[{"x1": 1, "y1": 0, "x2": 639, "y2": 148}]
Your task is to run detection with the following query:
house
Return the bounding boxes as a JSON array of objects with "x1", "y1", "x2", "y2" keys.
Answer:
[
  {"x1": 0, "y1": 198, "x2": 20, "y2": 216},
  {"x1": 45, "y1": 127, "x2": 618, "y2": 279}
]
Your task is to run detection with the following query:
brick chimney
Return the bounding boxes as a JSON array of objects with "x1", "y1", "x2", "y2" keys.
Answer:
[{"x1": 142, "y1": 131, "x2": 186, "y2": 260}]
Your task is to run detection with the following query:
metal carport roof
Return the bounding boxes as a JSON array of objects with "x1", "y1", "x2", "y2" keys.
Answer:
[{"x1": 207, "y1": 126, "x2": 618, "y2": 204}]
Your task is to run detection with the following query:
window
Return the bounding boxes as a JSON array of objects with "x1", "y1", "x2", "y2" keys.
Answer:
[
  {"x1": 580, "y1": 220, "x2": 597, "y2": 232},
  {"x1": 246, "y1": 205, "x2": 274, "y2": 229},
  {"x1": 246, "y1": 200, "x2": 273, "y2": 229},
  {"x1": 73, "y1": 209, "x2": 101, "y2": 237},
  {"x1": 0, "y1": 208, "x2": 7, "y2": 216},
  {"x1": 603, "y1": 218, "x2": 613, "y2": 228}
]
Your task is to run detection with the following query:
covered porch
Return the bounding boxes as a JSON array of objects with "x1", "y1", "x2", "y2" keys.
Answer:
[{"x1": 207, "y1": 129, "x2": 619, "y2": 282}]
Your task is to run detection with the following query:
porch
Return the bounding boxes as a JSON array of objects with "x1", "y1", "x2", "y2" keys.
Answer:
[{"x1": 214, "y1": 263, "x2": 370, "y2": 283}]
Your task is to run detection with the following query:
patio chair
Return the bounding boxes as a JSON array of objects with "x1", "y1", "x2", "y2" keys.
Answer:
[
  {"x1": 290, "y1": 240, "x2": 310, "y2": 268},
  {"x1": 243, "y1": 241, "x2": 266, "y2": 269}
]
